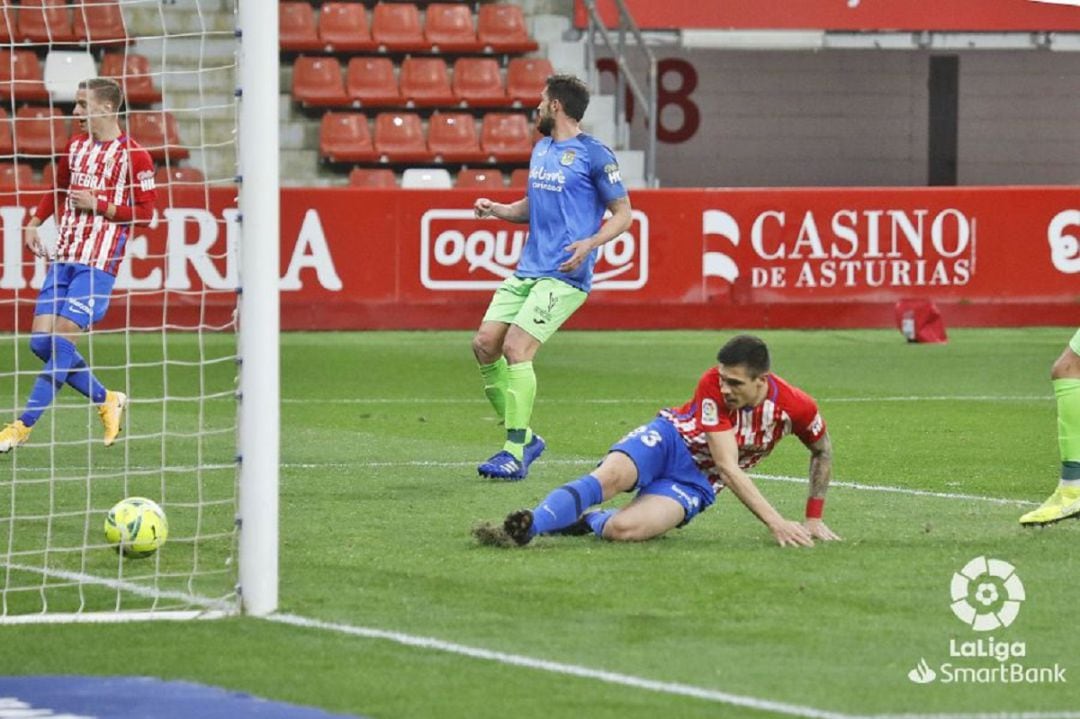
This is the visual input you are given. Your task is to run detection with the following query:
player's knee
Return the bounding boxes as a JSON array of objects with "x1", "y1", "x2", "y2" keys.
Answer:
[
  {"x1": 471, "y1": 332, "x2": 500, "y2": 364},
  {"x1": 29, "y1": 333, "x2": 52, "y2": 362},
  {"x1": 602, "y1": 515, "x2": 650, "y2": 542},
  {"x1": 502, "y1": 338, "x2": 537, "y2": 365},
  {"x1": 1051, "y1": 349, "x2": 1080, "y2": 380}
]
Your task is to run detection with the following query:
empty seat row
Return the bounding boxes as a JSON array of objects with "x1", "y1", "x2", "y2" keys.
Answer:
[
  {"x1": 293, "y1": 55, "x2": 551, "y2": 109},
  {"x1": 0, "y1": 162, "x2": 207, "y2": 191},
  {"x1": 0, "y1": 0, "x2": 129, "y2": 46},
  {"x1": 0, "y1": 49, "x2": 163, "y2": 104},
  {"x1": 321, "y1": 111, "x2": 534, "y2": 164},
  {"x1": 0, "y1": 106, "x2": 188, "y2": 161},
  {"x1": 349, "y1": 166, "x2": 530, "y2": 189},
  {"x1": 281, "y1": 2, "x2": 537, "y2": 54}
]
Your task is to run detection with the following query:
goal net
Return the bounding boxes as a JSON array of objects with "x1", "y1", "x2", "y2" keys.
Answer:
[{"x1": 0, "y1": 0, "x2": 278, "y2": 622}]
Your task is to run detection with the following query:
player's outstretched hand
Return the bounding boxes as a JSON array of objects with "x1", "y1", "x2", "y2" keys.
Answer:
[
  {"x1": 558, "y1": 239, "x2": 593, "y2": 273},
  {"x1": 23, "y1": 226, "x2": 45, "y2": 257},
  {"x1": 474, "y1": 197, "x2": 495, "y2": 219},
  {"x1": 804, "y1": 519, "x2": 841, "y2": 541},
  {"x1": 770, "y1": 519, "x2": 814, "y2": 548}
]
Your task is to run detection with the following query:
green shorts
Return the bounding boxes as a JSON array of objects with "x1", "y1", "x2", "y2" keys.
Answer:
[
  {"x1": 482, "y1": 276, "x2": 588, "y2": 343},
  {"x1": 1070, "y1": 328, "x2": 1080, "y2": 356}
]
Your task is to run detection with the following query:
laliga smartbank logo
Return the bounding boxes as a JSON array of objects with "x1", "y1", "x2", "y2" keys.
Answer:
[
  {"x1": 419, "y1": 209, "x2": 649, "y2": 290},
  {"x1": 905, "y1": 557, "x2": 1067, "y2": 686}
]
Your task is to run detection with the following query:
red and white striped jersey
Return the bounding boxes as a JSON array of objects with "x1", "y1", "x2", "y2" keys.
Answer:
[
  {"x1": 658, "y1": 366, "x2": 826, "y2": 486},
  {"x1": 32, "y1": 133, "x2": 156, "y2": 275}
]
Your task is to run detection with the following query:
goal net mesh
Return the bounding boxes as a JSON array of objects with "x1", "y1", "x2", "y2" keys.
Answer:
[{"x1": 0, "y1": 0, "x2": 240, "y2": 621}]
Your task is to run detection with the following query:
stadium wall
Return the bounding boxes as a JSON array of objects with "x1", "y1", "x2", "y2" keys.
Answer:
[
  {"x1": 597, "y1": 48, "x2": 1080, "y2": 188},
  {"x1": 1, "y1": 186, "x2": 1076, "y2": 331}
]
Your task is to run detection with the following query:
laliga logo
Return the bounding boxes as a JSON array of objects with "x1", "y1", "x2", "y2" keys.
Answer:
[
  {"x1": 950, "y1": 556, "x2": 1025, "y2": 632},
  {"x1": 701, "y1": 210, "x2": 740, "y2": 283},
  {"x1": 1048, "y1": 209, "x2": 1080, "y2": 274}
]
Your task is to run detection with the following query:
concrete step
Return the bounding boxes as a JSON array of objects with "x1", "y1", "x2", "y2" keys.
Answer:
[
  {"x1": 126, "y1": 3, "x2": 236, "y2": 36},
  {"x1": 279, "y1": 120, "x2": 319, "y2": 151},
  {"x1": 280, "y1": 148, "x2": 325, "y2": 184}
]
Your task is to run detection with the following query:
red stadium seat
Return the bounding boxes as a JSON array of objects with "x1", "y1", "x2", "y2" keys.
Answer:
[
  {"x1": 371, "y1": 2, "x2": 428, "y2": 52},
  {"x1": 155, "y1": 166, "x2": 206, "y2": 188},
  {"x1": 18, "y1": 0, "x2": 77, "y2": 44},
  {"x1": 427, "y1": 112, "x2": 483, "y2": 163},
  {"x1": 477, "y1": 4, "x2": 537, "y2": 53},
  {"x1": 100, "y1": 53, "x2": 162, "y2": 105},
  {"x1": 0, "y1": 162, "x2": 33, "y2": 191},
  {"x1": 41, "y1": 161, "x2": 56, "y2": 187},
  {"x1": 0, "y1": 7, "x2": 13, "y2": 45},
  {"x1": 14, "y1": 106, "x2": 68, "y2": 158},
  {"x1": 456, "y1": 168, "x2": 504, "y2": 189},
  {"x1": 348, "y1": 168, "x2": 396, "y2": 188},
  {"x1": 399, "y1": 57, "x2": 454, "y2": 107},
  {"x1": 0, "y1": 109, "x2": 13, "y2": 157},
  {"x1": 509, "y1": 167, "x2": 530, "y2": 188},
  {"x1": 481, "y1": 113, "x2": 533, "y2": 163},
  {"x1": 424, "y1": 3, "x2": 480, "y2": 52},
  {"x1": 373, "y1": 112, "x2": 430, "y2": 163},
  {"x1": 319, "y1": 112, "x2": 376, "y2": 163},
  {"x1": 292, "y1": 56, "x2": 349, "y2": 108},
  {"x1": 318, "y1": 3, "x2": 374, "y2": 52},
  {"x1": 507, "y1": 57, "x2": 552, "y2": 106},
  {"x1": 0, "y1": 50, "x2": 50, "y2": 102},
  {"x1": 72, "y1": 0, "x2": 130, "y2": 46},
  {"x1": 452, "y1": 57, "x2": 509, "y2": 108},
  {"x1": 346, "y1": 57, "x2": 401, "y2": 107},
  {"x1": 127, "y1": 111, "x2": 189, "y2": 161},
  {"x1": 279, "y1": 2, "x2": 322, "y2": 51}
]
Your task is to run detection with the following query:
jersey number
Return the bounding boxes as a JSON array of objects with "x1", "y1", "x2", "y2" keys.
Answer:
[{"x1": 626, "y1": 425, "x2": 663, "y2": 448}]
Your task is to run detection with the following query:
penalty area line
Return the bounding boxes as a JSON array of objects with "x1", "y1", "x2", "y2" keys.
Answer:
[{"x1": 267, "y1": 612, "x2": 1080, "y2": 719}]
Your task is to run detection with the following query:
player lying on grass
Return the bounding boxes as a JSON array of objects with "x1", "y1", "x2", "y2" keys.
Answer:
[
  {"x1": 1020, "y1": 327, "x2": 1080, "y2": 526},
  {"x1": 474, "y1": 335, "x2": 840, "y2": 547}
]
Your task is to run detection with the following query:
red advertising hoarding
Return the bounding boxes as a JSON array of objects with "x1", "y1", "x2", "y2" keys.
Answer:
[
  {"x1": 0, "y1": 186, "x2": 1076, "y2": 332},
  {"x1": 574, "y1": 0, "x2": 1080, "y2": 31}
]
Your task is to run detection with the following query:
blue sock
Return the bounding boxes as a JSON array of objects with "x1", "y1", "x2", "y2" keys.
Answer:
[
  {"x1": 66, "y1": 352, "x2": 107, "y2": 403},
  {"x1": 585, "y1": 510, "x2": 616, "y2": 538},
  {"x1": 20, "y1": 336, "x2": 78, "y2": 427},
  {"x1": 529, "y1": 475, "x2": 604, "y2": 537}
]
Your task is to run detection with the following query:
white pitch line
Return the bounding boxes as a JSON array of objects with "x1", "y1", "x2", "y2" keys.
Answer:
[
  {"x1": 266, "y1": 612, "x2": 848, "y2": 719},
  {"x1": 267, "y1": 612, "x2": 1080, "y2": 719},
  {"x1": 280, "y1": 459, "x2": 1040, "y2": 508},
  {"x1": 0, "y1": 562, "x2": 235, "y2": 615},
  {"x1": 281, "y1": 395, "x2": 1050, "y2": 405}
]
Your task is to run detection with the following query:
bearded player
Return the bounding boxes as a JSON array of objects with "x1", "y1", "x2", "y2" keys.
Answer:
[
  {"x1": 475, "y1": 335, "x2": 840, "y2": 547},
  {"x1": 0, "y1": 78, "x2": 156, "y2": 453}
]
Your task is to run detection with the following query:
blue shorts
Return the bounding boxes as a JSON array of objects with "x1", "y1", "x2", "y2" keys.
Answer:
[
  {"x1": 35, "y1": 263, "x2": 116, "y2": 330},
  {"x1": 609, "y1": 418, "x2": 716, "y2": 526}
]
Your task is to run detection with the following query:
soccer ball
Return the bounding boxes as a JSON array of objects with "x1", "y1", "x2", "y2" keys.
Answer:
[{"x1": 104, "y1": 497, "x2": 168, "y2": 558}]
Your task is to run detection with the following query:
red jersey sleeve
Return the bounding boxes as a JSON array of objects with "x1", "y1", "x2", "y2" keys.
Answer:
[
  {"x1": 693, "y1": 367, "x2": 733, "y2": 433},
  {"x1": 785, "y1": 385, "x2": 827, "y2": 447}
]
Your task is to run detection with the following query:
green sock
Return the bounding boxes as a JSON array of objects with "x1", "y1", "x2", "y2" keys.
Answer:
[
  {"x1": 503, "y1": 361, "x2": 537, "y2": 461},
  {"x1": 478, "y1": 357, "x2": 509, "y2": 422},
  {"x1": 1054, "y1": 378, "x2": 1080, "y2": 483}
]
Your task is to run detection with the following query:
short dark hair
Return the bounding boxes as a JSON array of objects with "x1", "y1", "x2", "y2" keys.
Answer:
[
  {"x1": 79, "y1": 77, "x2": 124, "y2": 112},
  {"x1": 545, "y1": 74, "x2": 589, "y2": 122},
  {"x1": 716, "y1": 335, "x2": 771, "y2": 377}
]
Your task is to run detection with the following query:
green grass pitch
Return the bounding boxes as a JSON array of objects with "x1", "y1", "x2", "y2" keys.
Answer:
[{"x1": 0, "y1": 328, "x2": 1077, "y2": 718}]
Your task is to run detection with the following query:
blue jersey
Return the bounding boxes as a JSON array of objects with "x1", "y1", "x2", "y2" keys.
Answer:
[{"x1": 517, "y1": 133, "x2": 627, "y2": 292}]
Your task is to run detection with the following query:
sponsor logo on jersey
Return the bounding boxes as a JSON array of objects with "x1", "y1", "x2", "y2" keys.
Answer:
[
  {"x1": 419, "y1": 209, "x2": 651, "y2": 291},
  {"x1": 701, "y1": 398, "x2": 719, "y2": 425},
  {"x1": 70, "y1": 172, "x2": 107, "y2": 191},
  {"x1": 603, "y1": 163, "x2": 621, "y2": 185},
  {"x1": 137, "y1": 170, "x2": 156, "y2": 193}
]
